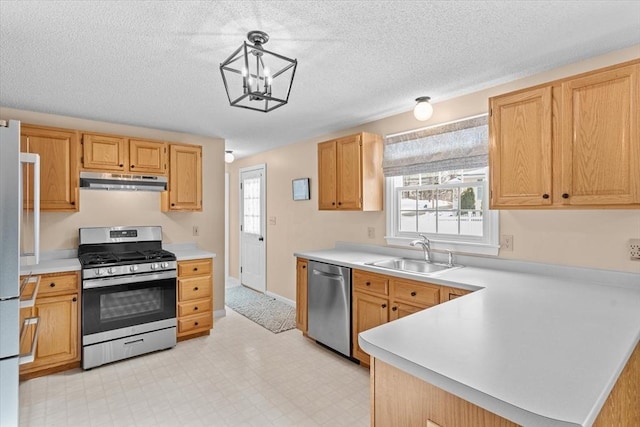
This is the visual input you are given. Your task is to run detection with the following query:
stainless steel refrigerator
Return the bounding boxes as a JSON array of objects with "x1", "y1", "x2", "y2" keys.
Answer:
[{"x1": 0, "y1": 120, "x2": 40, "y2": 427}]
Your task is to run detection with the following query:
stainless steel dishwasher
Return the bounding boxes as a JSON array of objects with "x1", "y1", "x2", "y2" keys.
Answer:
[{"x1": 307, "y1": 260, "x2": 352, "y2": 357}]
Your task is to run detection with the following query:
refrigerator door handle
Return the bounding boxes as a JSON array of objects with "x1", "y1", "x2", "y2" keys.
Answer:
[
  {"x1": 19, "y1": 152, "x2": 40, "y2": 266},
  {"x1": 19, "y1": 316, "x2": 40, "y2": 365},
  {"x1": 19, "y1": 275, "x2": 40, "y2": 309}
]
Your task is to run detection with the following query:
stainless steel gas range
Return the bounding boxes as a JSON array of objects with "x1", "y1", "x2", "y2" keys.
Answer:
[{"x1": 78, "y1": 226, "x2": 177, "y2": 369}]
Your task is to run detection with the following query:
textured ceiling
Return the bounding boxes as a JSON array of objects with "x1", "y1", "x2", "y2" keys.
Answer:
[{"x1": 1, "y1": 1, "x2": 639, "y2": 159}]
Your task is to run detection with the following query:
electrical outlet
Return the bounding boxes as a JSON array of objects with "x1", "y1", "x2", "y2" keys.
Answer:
[
  {"x1": 367, "y1": 227, "x2": 375, "y2": 239},
  {"x1": 500, "y1": 234, "x2": 513, "y2": 251},
  {"x1": 630, "y1": 239, "x2": 640, "y2": 260},
  {"x1": 192, "y1": 225, "x2": 199, "y2": 236}
]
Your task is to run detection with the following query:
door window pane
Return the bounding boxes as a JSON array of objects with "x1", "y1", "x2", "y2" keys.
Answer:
[{"x1": 243, "y1": 177, "x2": 261, "y2": 235}]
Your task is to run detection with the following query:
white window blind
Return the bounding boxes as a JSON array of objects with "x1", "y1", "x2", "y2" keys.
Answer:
[{"x1": 382, "y1": 115, "x2": 488, "y2": 177}]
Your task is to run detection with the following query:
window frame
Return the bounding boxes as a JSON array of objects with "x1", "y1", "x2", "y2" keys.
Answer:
[{"x1": 385, "y1": 170, "x2": 499, "y2": 256}]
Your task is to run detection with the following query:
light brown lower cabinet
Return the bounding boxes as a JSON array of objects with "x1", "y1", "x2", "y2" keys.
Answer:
[
  {"x1": 296, "y1": 258, "x2": 308, "y2": 333},
  {"x1": 371, "y1": 343, "x2": 640, "y2": 426},
  {"x1": 19, "y1": 271, "x2": 81, "y2": 379},
  {"x1": 177, "y1": 258, "x2": 214, "y2": 340}
]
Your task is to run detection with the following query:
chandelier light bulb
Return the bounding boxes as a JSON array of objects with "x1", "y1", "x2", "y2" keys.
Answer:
[
  {"x1": 414, "y1": 96, "x2": 433, "y2": 121},
  {"x1": 224, "y1": 150, "x2": 235, "y2": 164}
]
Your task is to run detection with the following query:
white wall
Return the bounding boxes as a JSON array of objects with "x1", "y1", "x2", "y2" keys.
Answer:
[
  {"x1": 227, "y1": 46, "x2": 640, "y2": 302},
  {"x1": 0, "y1": 107, "x2": 227, "y2": 313}
]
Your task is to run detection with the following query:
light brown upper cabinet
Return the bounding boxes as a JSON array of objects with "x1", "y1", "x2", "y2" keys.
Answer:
[
  {"x1": 317, "y1": 132, "x2": 383, "y2": 211},
  {"x1": 21, "y1": 124, "x2": 79, "y2": 211},
  {"x1": 82, "y1": 132, "x2": 167, "y2": 175},
  {"x1": 489, "y1": 60, "x2": 639, "y2": 209},
  {"x1": 162, "y1": 143, "x2": 202, "y2": 211}
]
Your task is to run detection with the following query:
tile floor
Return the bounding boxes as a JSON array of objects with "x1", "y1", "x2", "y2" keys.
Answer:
[{"x1": 19, "y1": 309, "x2": 370, "y2": 427}]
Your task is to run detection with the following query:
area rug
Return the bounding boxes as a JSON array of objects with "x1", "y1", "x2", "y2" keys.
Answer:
[{"x1": 225, "y1": 285, "x2": 296, "y2": 334}]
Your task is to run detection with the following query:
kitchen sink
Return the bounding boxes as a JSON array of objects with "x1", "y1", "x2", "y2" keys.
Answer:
[{"x1": 365, "y1": 258, "x2": 461, "y2": 275}]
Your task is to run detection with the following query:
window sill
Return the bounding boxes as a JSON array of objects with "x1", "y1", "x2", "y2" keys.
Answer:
[{"x1": 384, "y1": 236, "x2": 500, "y2": 256}]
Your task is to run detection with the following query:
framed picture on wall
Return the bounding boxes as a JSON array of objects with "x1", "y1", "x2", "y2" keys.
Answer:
[{"x1": 292, "y1": 178, "x2": 310, "y2": 201}]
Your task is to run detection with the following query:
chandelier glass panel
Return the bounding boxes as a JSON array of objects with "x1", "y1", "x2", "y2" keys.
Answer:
[{"x1": 220, "y1": 31, "x2": 297, "y2": 113}]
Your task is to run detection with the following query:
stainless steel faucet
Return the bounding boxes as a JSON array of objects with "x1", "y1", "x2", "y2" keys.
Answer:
[{"x1": 409, "y1": 234, "x2": 431, "y2": 263}]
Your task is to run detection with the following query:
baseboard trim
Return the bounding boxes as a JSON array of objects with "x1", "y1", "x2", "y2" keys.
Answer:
[{"x1": 214, "y1": 308, "x2": 227, "y2": 318}]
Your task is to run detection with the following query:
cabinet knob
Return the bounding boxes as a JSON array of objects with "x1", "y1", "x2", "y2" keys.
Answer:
[
  {"x1": 194, "y1": 322, "x2": 199, "y2": 326},
  {"x1": 302, "y1": 265, "x2": 306, "y2": 269},
  {"x1": 72, "y1": 297, "x2": 77, "y2": 302},
  {"x1": 411, "y1": 291, "x2": 417, "y2": 297},
  {"x1": 131, "y1": 165, "x2": 135, "y2": 168},
  {"x1": 381, "y1": 303, "x2": 387, "y2": 308},
  {"x1": 366, "y1": 282, "x2": 371, "y2": 286},
  {"x1": 194, "y1": 306, "x2": 198, "y2": 311},
  {"x1": 194, "y1": 287, "x2": 199, "y2": 291},
  {"x1": 71, "y1": 201, "x2": 75, "y2": 206},
  {"x1": 542, "y1": 194, "x2": 550, "y2": 199},
  {"x1": 338, "y1": 202, "x2": 342, "y2": 206},
  {"x1": 391, "y1": 306, "x2": 397, "y2": 311},
  {"x1": 171, "y1": 203, "x2": 175, "y2": 206},
  {"x1": 119, "y1": 164, "x2": 124, "y2": 167},
  {"x1": 562, "y1": 193, "x2": 569, "y2": 199},
  {"x1": 194, "y1": 267, "x2": 198, "y2": 271},
  {"x1": 50, "y1": 283, "x2": 56, "y2": 288},
  {"x1": 332, "y1": 202, "x2": 336, "y2": 206}
]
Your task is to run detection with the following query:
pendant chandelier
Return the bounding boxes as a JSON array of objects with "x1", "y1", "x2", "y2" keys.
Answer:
[{"x1": 220, "y1": 30, "x2": 298, "y2": 113}]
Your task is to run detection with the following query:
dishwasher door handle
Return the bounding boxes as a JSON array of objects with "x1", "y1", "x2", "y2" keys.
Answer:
[{"x1": 312, "y1": 269, "x2": 344, "y2": 281}]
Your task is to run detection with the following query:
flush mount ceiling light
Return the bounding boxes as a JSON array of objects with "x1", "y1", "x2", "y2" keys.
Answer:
[
  {"x1": 413, "y1": 96, "x2": 433, "y2": 121},
  {"x1": 220, "y1": 30, "x2": 298, "y2": 113},
  {"x1": 224, "y1": 150, "x2": 235, "y2": 163}
]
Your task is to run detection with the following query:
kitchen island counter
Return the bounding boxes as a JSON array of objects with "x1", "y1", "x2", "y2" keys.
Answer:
[{"x1": 295, "y1": 243, "x2": 640, "y2": 427}]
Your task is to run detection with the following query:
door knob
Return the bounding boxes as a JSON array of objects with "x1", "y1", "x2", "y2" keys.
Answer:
[{"x1": 258, "y1": 236, "x2": 264, "y2": 241}]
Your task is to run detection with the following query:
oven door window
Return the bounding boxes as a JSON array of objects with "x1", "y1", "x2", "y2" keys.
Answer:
[{"x1": 83, "y1": 277, "x2": 176, "y2": 336}]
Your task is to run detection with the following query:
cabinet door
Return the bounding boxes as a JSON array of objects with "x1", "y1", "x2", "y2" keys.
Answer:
[
  {"x1": 318, "y1": 140, "x2": 337, "y2": 209},
  {"x1": 296, "y1": 258, "x2": 308, "y2": 332},
  {"x1": 168, "y1": 144, "x2": 202, "y2": 211},
  {"x1": 489, "y1": 86, "x2": 553, "y2": 207},
  {"x1": 129, "y1": 139, "x2": 167, "y2": 175},
  {"x1": 561, "y1": 64, "x2": 639, "y2": 205},
  {"x1": 82, "y1": 133, "x2": 126, "y2": 171},
  {"x1": 25, "y1": 293, "x2": 79, "y2": 371},
  {"x1": 389, "y1": 301, "x2": 423, "y2": 321},
  {"x1": 336, "y1": 134, "x2": 362, "y2": 210},
  {"x1": 21, "y1": 125, "x2": 79, "y2": 211},
  {"x1": 353, "y1": 291, "x2": 388, "y2": 364},
  {"x1": 440, "y1": 286, "x2": 472, "y2": 303}
]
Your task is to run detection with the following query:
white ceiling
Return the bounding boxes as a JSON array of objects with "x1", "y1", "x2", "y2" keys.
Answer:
[{"x1": 1, "y1": 1, "x2": 639, "y2": 159}]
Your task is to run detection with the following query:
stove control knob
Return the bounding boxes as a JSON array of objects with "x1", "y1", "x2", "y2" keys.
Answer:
[
  {"x1": 96, "y1": 268, "x2": 105, "y2": 276},
  {"x1": 151, "y1": 263, "x2": 159, "y2": 270},
  {"x1": 129, "y1": 265, "x2": 138, "y2": 272},
  {"x1": 161, "y1": 262, "x2": 169, "y2": 269},
  {"x1": 107, "y1": 267, "x2": 115, "y2": 274}
]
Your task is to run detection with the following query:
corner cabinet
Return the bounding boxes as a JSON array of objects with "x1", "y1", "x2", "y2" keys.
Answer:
[
  {"x1": 177, "y1": 258, "x2": 213, "y2": 340},
  {"x1": 318, "y1": 132, "x2": 383, "y2": 211},
  {"x1": 21, "y1": 124, "x2": 80, "y2": 211},
  {"x1": 19, "y1": 271, "x2": 81, "y2": 379},
  {"x1": 295, "y1": 258, "x2": 308, "y2": 333},
  {"x1": 81, "y1": 132, "x2": 167, "y2": 175},
  {"x1": 489, "y1": 59, "x2": 640, "y2": 209},
  {"x1": 162, "y1": 143, "x2": 202, "y2": 212}
]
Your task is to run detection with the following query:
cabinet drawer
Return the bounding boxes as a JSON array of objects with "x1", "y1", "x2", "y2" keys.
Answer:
[
  {"x1": 178, "y1": 276, "x2": 212, "y2": 301},
  {"x1": 353, "y1": 270, "x2": 389, "y2": 295},
  {"x1": 178, "y1": 259, "x2": 212, "y2": 277},
  {"x1": 392, "y1": 279, "x2": 440, "y2": 307},
  {"x1": 441, "y1": 286, "x2": 472, "y2": 303},
  {"x1": 178, "y1": 312, "x2": 212, "y2": 334},
  {"x1": 178, "y1": 298, "x2": 212, "y2": 317},
  {"x1": 37, "y1": 272, "x2": 78, "y2": 296}
]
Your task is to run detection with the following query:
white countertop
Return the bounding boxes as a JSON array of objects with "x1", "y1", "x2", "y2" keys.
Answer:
[
  {"x1": 20, "y1": 244, "x2": 215, "y2": 276},
  {"x1": 295, "y1": 243, "x2": 640, "y2": 427}
]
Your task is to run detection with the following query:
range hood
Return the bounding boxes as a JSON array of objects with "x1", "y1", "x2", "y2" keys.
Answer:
[{"x1": 80, "y1": 171, "x2": 167, "y2": 192}]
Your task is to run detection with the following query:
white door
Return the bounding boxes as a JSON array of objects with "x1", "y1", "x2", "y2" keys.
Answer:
[{"x1": 239, "y1": 165, "x2": 266, "y2": 292}]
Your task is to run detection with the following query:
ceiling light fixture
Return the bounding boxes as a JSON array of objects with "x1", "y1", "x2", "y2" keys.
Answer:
[
  {"x1": 220, "y1": 30, "x2": 298, "y2": 113},
  {"x1": 413, "y1": 96, "x2": 433, "y2": 121},
  {"x1": 224, "y1": 150, "x2": 235, "y2": 164}
]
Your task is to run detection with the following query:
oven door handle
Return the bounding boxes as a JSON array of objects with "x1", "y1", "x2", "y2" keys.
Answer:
[{"x1": 83, "y1": 271, "x2": 176, "y2": 289}]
